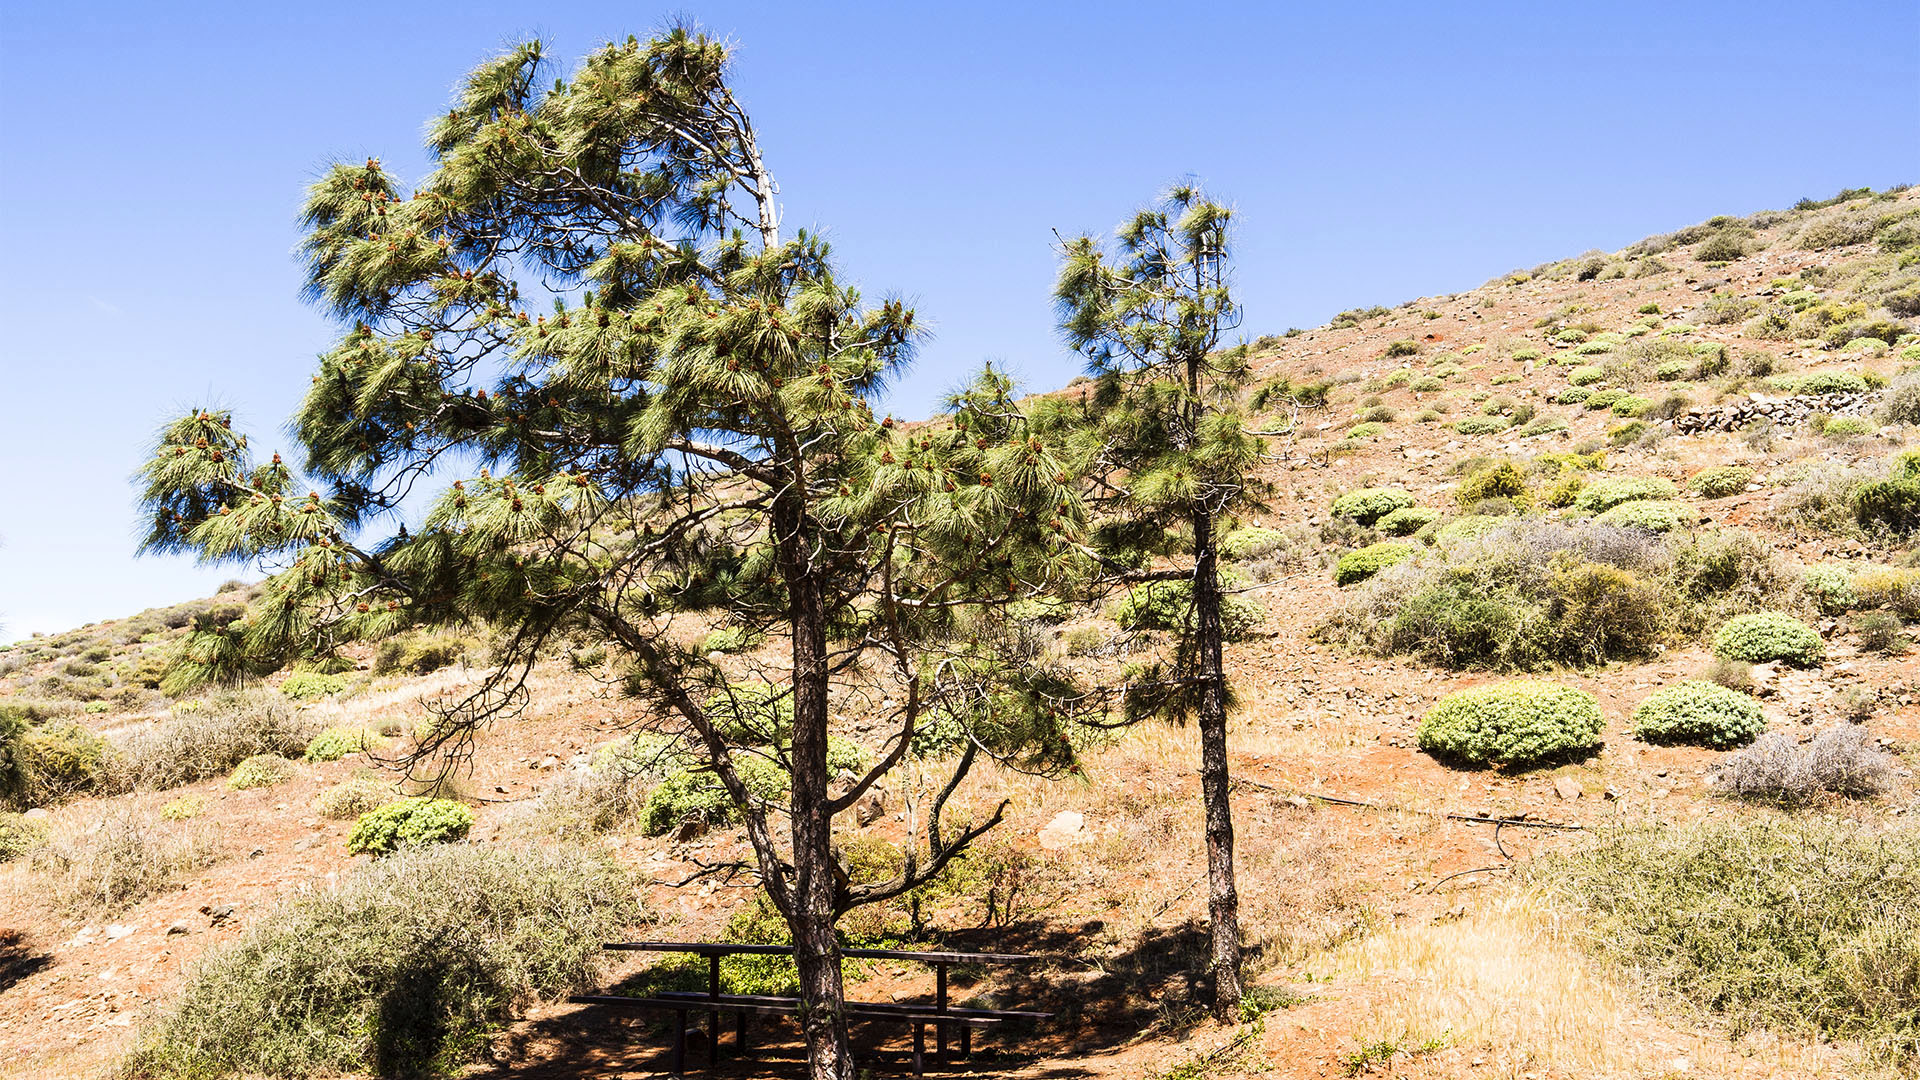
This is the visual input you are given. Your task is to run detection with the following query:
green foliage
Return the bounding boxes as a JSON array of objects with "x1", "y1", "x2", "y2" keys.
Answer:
[
  {"x1": 1113, "y1": 579, "x2": 1263, "y2": 639},
  {"x1": 1543, "y1": 817, "x2": 1920, "y2": 1064},
  {"x1": 1823, "y1": 415, "x2": 1875, "y2": 437},
  {"x1": 1416, "y1": 680, "x2": 1603, "y2": 768},
  {"x1": 1803, "y1": 565, "x2": 1856, "y2": 614},
  {"x1": 372, "y1": 630, "x2": 475, "y2": 676},
  {"x1": 279, "y1": 671, "x2": 348, "y2": 700},
  {"x1": 1334, "y1": 543, "x2": 1415, "y2": 586},
  {"x1": 1632, "y1": 680, "x2": 1768, "y2": 748},
  {"x1": 1218, "y1": 526, "x2": 1290, "y2": 560},
  {"x1": 699, "y1": 626, "x2": 763, "y2": 654},
  {"x1": 1554, "y1": 386, "x2": 1592, "y2": 405},
  {"x1": 1455, "y1": 462, "x2": 1527, "y2": 508},
  {"x1": 1567, "y1": 364, "x2": 1606, "y2": 386},
  {"x1": 1329, "y1": 487, "x2": 1415, "y2": 526},
  {"x1": 304, "y1": 726, "x2": 376, "y2": 762},
  {"x1": 1376, "y1": 506, "x2": 1438, "y2": 536},
  {"x1": 1712, "y1": 612, "x2": 1824, "y2": 666},
  {"x1": 1582, "y1": 388, "x2": 1627, "y2": 411},
  {"x1": 1573, "y1": 476, "x2": 1677, "y2": 514},
  {"x1": 0, "y1": 811, "x2": 48, "y2": 863},
  {"x1": 1383, "y1": 340, "x2": 1420, "y2": 357},
  {"x1": 126, "y1": 845, "x2": 633, "y2": 1079},
  {"x1": 1609, "y1": 395, "x2": 1651, "y2": 417},
  {"x1": 1, "y1": 721, "x2": 116, "y2": 810},
  {"x1": 1688, "y1": 466, "x2": 1754, "y2": 498},
  {"x1": 227, "y1": 753, "x2": 296, "y2": 790},
  {"x1": 1784, "y1": 371, "x2": 1871, "y2": 395},
  {"x1": 346, "y1": 798, "x2": 475, "y2": 855},
  {"x1": 1693, "y1": 230, "x2": 1749, "y2": 262},
  {"x1": 1452, "y1": 415, "x2": 1510, "y2": 435},
  {"x1": 641, "y1": 757, "x2": 786, "y2": 836},
  {"x1": 1592, "y1": 499, "x2": 1690, "y2": 532},
  {"x1": 1853, "y1": 479, "x2": 1920, "y2": 533}
]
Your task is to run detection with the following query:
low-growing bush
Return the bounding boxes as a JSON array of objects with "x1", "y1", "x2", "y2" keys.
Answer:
[
  {"x1": 126, "y1": 845, "x2": 634, "y2": 1078},
  {"x1": 699, "y1": 626, "x2": 763, "y2": 654},
  {"x1": 1609, "y1": 395, "x2": 1651, "y2": 418},
  {"x1": 1417, "y1": 680, "x2": 1603, "y2": 768},
  {"x1": 1455, "y1": 462, "x2": 1528, "y2": 508},
  {"x1": 371, "y1": 629, "x2": 476, "y2": 676},
  {"x1": 1693, "y1": 229, "x2": 1750, "y2": 262},
  {"x1": 1112, "y1": 579, "x2": 1264, "y2": 639},
  {"x1": 303, "y1": 726, "x2": 376, "y2": 763},
  {"x1": 1583, "y1": 388, "x2": 1627, "y2": 411},
  {"x1": 279, "y1": 671, "x2": 348, "y2": 700},
  {"x1": 1219, "y1": 526, "x2": 1291, "y2": 560},
  {"x1": 1592, "y1": 499, "x2": 1691, "y2": 532},
  {"x1": 315, "y1": 773, "x2": 394, "y2": 821},
  {"x1": 1854, "y1": 479, "x2": 1920, "y2": 533},
  {"x1": 1450, "y1": 416, "x2": 1508, "y2": 436},
  {"x1": 1712, "y1": 612, "x2": 1824, "y2": 666},
  {"x1": 227, "y1": 754, "x2": 295, "y2": 790},
  {"x1": 1568, "y1": 365, "x2": 1606, "y2": 386},
  {"x1": 1329, "y1": 487, "x2": 1415, "y2": 525},
  {"x1": 1715, "y1": 727, "x2": 1895, "y2": 804},
  {"x1": 1688, "y1": 465, "x2": 1754, "y2": 498},
  {"x1": 1632, "y1": 680, "x2": 1767, "y2": 748},
  {"x1": 1802, "y1": 564, "x2": 1856, "y2": 614},
  {"x1": 1573, "y1": 476, "x2": 1677, "y2": 514},
  {"x1": 1543, "y1": 816, "x2": 1920, "y2": 1063},
  {"x1": 642, "y1": 757, "x2": 786, "y2": 836},
  {"x1": 1334, "y1": 543, "x2": 1416, "y2": 586},
  {"x1": 1856, "y1": 610, "x2": 1907, "y2": 654},
  {"x1": 346, "y1": 798, "x2": 475, "y2": 856},
  {"x1": 1823, "y1": 415, "x2": 1875, "y2": 438},
  {"x1": 1377, "y1": 506, "x2": 1438, "y2": 536},
  {"x1": 0, "y1": 810, "x2": 48, "y2": 863},
  {"x1": 1, "y1": 721, "x2": 116, "y2": 809},
  {"x1": 30, "y1": 810, "x2": 220, "y2": 915},
  {"x1": 1555, "y1": 386, "x2": 1592, "y2": 405},
  {"x1": 160, "y1": 795, "x2": 204, "y2": 821},
  {"x1": 114, "y1": 690, "x2": 317, "y2": 791}
]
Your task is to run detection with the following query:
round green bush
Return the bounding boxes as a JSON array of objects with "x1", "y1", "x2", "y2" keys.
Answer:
[
  {"x1": 1822, "y1": 416, "x2": 1875, "y2": 438},
  {"x1": 1791, "y1": 371, "x2": 1870, "y2": 395},
  {"x1": 1592, "y1": 500, "x2": 1691, "y2": 532},
  {"x1": 1712, "y1": 612, "x2": 1825, "y2": 666},
  {"x1": 1555, "y1": 386, "x2": 1593, "y2": 405},
  {"x1": 1456, "y1": 462, "x2": 1528, "y2": 508},
  {"x1": 1632, "y1": 680, "x2": 1768, "y2": 748},
  {"x1": 1417, "y1": 680, "x2": 1604, "y2": 767},
  {"x1": 1377, "y1": 506, "x2": 1439, "y2": 537},
  {"x1": 1568, "y1": 365, "x2": 1607, "y2": 386},
  {"x1": 227, "y1": 754, "x2": 296, "y2": 791},
  {"x1": 700, "y1": 626, "x2": 763, "y2": 654},
  {"x1": 1656, "y1": 360, "x2": 1691, "y2": 381},
  {"x1": 1573, "y1": 476, "x2": 1678, "y2": 514},
  {"x1": 346, "y1": 798, "x2": 475, "y2": 855},
  {"x1": 279, "y1": 672, "x2": 348, "y2": 700},
  {"x1": 1431, "y1": 515, "x2": 1506, "y2": 546},
  {"x1": 1610, "y1": 396, "x2": 1652, "y2": 418},
  {"x1": 1687, "y1": 466, "x2": 1754, "y2": 499},
  {"x1": 303, "y1": 726, "x2": 376, "y2": 763},
  {"x1": 1854, "y1": 479, "x2": 1920, "y2": 533},
  {"x1": 1329, "y1": 487, "x2": 1416, "y2": 526},
  {"x1": 1219, "y1": 526, "x2": 1290, "y2": 560},
  {"x1": 1345, "y1": 421, "x2": 1385, "y2": 439},
  {"x1": 642, "y1": 757, "x2": 784, "y2": 836},
  {"x1": 1453, "y1": 416, "x2": 1512, "y2": 436},
  {"x1": 1803, "y1": 565, "x2": 1857, "y2": 614},
  {"x1": 1583, "y1": 388, "x2": 1628, "y2": 411},
  {"x1": 1335, "y1": 542, "x2": 1416, "y2": 586}
]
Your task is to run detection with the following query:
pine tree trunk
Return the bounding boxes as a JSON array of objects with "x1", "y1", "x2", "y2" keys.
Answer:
[
  {"x1": 1191, "y1": 509, "x2": 1243, "y2": 1022},
  {"x1": 787, "y1": 566, "x2": 856, "y2": 1079}
]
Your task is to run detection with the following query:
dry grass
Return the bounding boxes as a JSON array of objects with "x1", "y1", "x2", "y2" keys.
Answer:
[{"x1": 27, "y1": 808, "x2": 223, "y2": 917}]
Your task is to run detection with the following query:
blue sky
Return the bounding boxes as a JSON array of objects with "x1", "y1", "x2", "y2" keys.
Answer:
[{"x1": 1, "y1": 0, "x2": 1915, "y2": 640}]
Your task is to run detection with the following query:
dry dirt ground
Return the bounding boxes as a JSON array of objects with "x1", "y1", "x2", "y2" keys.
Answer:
[{"x1": 5, "y1": 190, "x2": 1918, "y2": 1079}]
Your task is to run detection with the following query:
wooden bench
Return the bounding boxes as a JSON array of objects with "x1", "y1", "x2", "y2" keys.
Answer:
[{"x1": 571, "y1": 941, "x2": 1053, "y2": 1077}]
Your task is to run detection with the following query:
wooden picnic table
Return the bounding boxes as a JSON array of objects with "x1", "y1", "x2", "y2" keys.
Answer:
[{"x1": 577, "y1": 940, "x2": 1051, "y2": 1076}]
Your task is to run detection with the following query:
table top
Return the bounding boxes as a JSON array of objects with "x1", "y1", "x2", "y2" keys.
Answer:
[{"x1": 604, "y1": 941, "x2": 1044, "y2": 964}]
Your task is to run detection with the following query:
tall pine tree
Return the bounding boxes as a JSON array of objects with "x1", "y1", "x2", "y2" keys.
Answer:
[
  {"x1": 1053, "y1": 186, "x2": 1263, "y2": 1020},
  {"x1": 136, "y1": 30, "x2": 1090, "y2": 1079}
]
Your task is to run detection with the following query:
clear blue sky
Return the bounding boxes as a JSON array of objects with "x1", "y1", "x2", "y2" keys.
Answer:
[{"x1": 1, "y1": 0, "x2": 1915, "y2": 641}]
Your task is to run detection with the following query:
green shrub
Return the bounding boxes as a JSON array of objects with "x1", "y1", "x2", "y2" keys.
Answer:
[
  {"x1": 1607, "y1": 421, "x2": 1649, "y2": 447},
  {"x1": 304, "y1": 726, "x2": 377, "y2": 763},
  {"x1": 279, "y1": 672, "x2": 348, "y2": 700},
  {"x1": 160, "y1": 795, "x2": 205, "y2": 821},
  {"x1": 1384, "y1": 340, "x2": 1419, "y2": 357},
  {"x1": 1609, "y1": 395, "x2": 1651, "y2": 417},
  {"x1": 1786, "y1": 371, "x2": 1871, "y2": 395},
  {"x1": 1555, "y1": 386, "x2": 1592, "y2": 404},
  {"x1": 1113, "y1": 580, "x2": 1263, "y2": 639},
  {"x1": 346, "y1": 798, "x2": 475, "y2": 856},
  {"x1": 1854, "y1": 479, "x2": 1920, "y2": 533},
  {"x1": 641, "y1": 757, "x2": 786, "y2": 836},
  {"x1": 1592, "y1": 500, "x2": 1690, "y2": 532},
  {"x1": 1655, "y1": 360, "x2": 1691, "y2": 381},
  {"x1": 1417, "y1": 680, "x2": 1603, "y2": 767},
  {"x1": 1522, "y1": 415, "x2": 1569, "y2": 437},
  {"x1": 2, "y1": 718, "x2": 118, "y2": 810},
  {"x1": 1455, "y1": 462, "x2": 1528, "y2": 508},
  {"x1": 1632, "y1": 680, "x2": 1768, "y2": 748},
  {"x1": 1542, "y1": 817, "x2": 1920, "y2": 1064},
  {"x1": 1329, "y1": 487, "x2": 1416, "y2": 525},
  {"x1": 1377, "y1": 506, "x2": 1439, "y2": 537},
  {"x1": 1568, "y1": 365, "x2": 1606, "y2": 386},
  {"x1": 1334, "y1": 543, "x2": 1416, "y2": 586},
  {"x1": 227, "y1": 754, "x2": 296, "y2": 790},
  {"x1": 371, "y1": 630, "x2": 475, "y2": 676},
  {"x1": 1431, "y1": 515, "x2": 1506, "y2": 546},
  {"x1": 127, "y1": 845, "x2": 633, "y2": 1079},
  {"x1": 1688, "y1": 466, "x2": 1754, "y2": 498},
  {"x1": 116, "y1": 690, "x2": 317, "y2": 792},
  {"x1": 699, "y1": 626, "x2": 763, "y2": 654},
  {"x1": 1857, "y1": 611, "x2": 1907, "y2": 654},
  {"x1": 1573, "y1": 476, "x2": 1677, "y2": 513},
  {"x1": 0, "y1": 810, "x2": 48, "y2": 863},
  {"x1": 1693, "y1": 230, "x2": 1749, "y2": 262},
  {"x1": 1583, "y1": 388, "x2": 1627, "y2": 411},
  {"x1": 1823, "y1": 415, "x2": 1875, "y2": 437},
  {"x1": 1219, "y1": 526, "x2": 1290, "y2": 560},
  {"x1": 1410, "y1": 375, "x2": 1444, "y2": 391},
  {"x1": 1712, "y1": 612, "x2": 1824, "y2": 666},
  {"x1": 1851, "y1": 567, "x2": 1920, "y2": 617},
  {"x1": 1344, "y1": 421, "x2": 1384, "y2": 439},
  {"x1": 1452, "y1": 416, "x2": 1511, "y2": 436},
  {"x1": 1803, "y1": 565, "x2": 1856, "y2": 614}
]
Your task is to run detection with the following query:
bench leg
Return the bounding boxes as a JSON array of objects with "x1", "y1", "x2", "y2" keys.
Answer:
[
  {"x1": 736, "y1": 1010, "x2": 748, "y2": 1055},
  {"x1": 960, "y1": 1025, "x2": 971, "y2": 1059},
  {"x1": 672, "y1": 1009, "x2": 687, "y2": 1078},
  {"x1": 913, "y1": 1021, "x2": 925, "y2": 1078}
]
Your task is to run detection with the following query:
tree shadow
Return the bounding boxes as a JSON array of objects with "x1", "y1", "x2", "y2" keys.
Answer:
[{"x1": 0, "y1": 929, "x2": 51, "y2": 994}]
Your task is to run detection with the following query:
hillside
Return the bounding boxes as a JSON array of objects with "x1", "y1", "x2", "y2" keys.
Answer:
[{"x1": 4, "y1": 185, "x2": 1920, "y2": 1080}]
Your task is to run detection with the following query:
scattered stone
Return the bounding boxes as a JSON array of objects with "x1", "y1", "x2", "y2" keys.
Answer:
[
  {"x1": 104, "y1": 924, "x2": 135, "y2": 942},
  {"x1": 855, "y1": 792, "x2": 886, "y2": 827},
  {"x1": 671, "y1": 817, "x2": 708, "y2": 844},
  {"x1": 1553, "y1": 777, "x2": 1583, "y2": 800},
  {"x1": 165, "y1": 922, "x2": 190, "y2": 936},
  {"x1": 1037, "y1": 810, "x2": 1086, "y2": 850}
]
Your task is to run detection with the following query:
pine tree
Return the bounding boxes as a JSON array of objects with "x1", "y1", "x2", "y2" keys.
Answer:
[
  {"x1": 135, "y1": 30, "x2": 1089, "y2": 1079},
  {"x1": 1053, "y1": 185, "x2": 1264, "y2": 1021}
]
